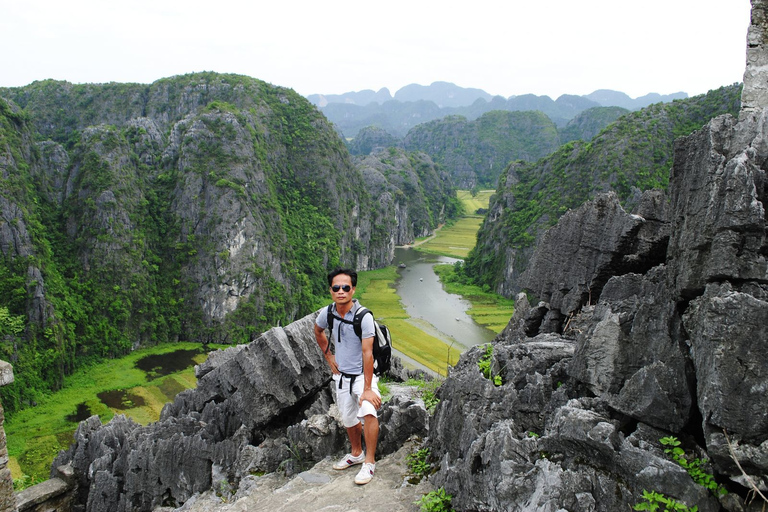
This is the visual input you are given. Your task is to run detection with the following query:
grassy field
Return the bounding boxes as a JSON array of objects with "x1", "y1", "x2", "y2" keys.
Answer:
[
  {"x1": 416, "y1": 190, "x2": 494, "y2": 259},
  {"x1": 456, "y1": 189, "x2": 494, "y2": 216},
  {"x1": 413, "y1": 189, "x2": 514, "y2": 332},
  {"x1": 356, "y1": 268, "x2": 462, "y2": 376},
  {"x1": 433, "y1": 264, "x2": 514, "y2": 333},
  {"x1": 6, "y1": 342, "x2": 221, "y2": 487},
  {"x1": 414, "y1": 216, "x2": 483, "y2": 259}
]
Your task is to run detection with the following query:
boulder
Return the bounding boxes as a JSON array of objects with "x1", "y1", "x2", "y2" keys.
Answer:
[{"x1": 519, "y1": 189, "x2": 670, "y2": 335}]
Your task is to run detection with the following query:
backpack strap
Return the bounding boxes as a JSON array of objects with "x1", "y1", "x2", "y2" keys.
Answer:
[
  {"x1": 326, "y1": 304, "x2": 335, "y2": 331},
  {"x1": 327, "y1": 304, "x2": 371, "y2": 343},
  {"x1": 325, "y1": 304, "x2": 362, "y2": 352},
  {"x1": 352, "y1": 307, "x2": 372, "y2": 340},
  {"x1": 325, "y1": 304, "x2": 336, "y2": 354}
]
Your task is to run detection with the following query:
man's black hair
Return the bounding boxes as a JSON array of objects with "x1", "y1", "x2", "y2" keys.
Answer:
[{"x1": 327, "y1": 267, "x2": 358, "y2": 287}]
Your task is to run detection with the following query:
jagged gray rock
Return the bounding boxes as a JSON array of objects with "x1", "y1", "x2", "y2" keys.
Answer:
[
  {"x1": 742, "y1": 0, "x2": 768, "y2": 111},
  {"x1": 667, "y1": 111, "x2": 768, "y2": 299},
  {"x1": 567, "y1": 265, "x2": 693, "y2": 433},
  {"x1": 53, "y1": 314, "x2": 429, "y2": 511},
  {"x1": 162, "y1": 439, "x2": 431, "y2": 512},
  {"x1": 518, "y1": 189, "x2": 670, "y2": 334}
]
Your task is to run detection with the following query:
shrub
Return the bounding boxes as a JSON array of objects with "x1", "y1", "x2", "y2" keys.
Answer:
[
  {"x1": 406, "y1": 447, "x2": 432, "y2": 478},
  {"x1": 659, "y1": 436, "x2": 727, "y2": 497},
  {"x1": 634, "y1": 489, "x2": 698, "y2": 512},
  {"x1": 477, "y1": 344, "x2": 502, "y2": 385},
  {"x1": 416, "y1": 487, "x2": 454, "y2": 512}
]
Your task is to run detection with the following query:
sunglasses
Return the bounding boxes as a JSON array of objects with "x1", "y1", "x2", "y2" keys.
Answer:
[{"x1": 331, "y1": 284, "x2": 352, "y2": 292}]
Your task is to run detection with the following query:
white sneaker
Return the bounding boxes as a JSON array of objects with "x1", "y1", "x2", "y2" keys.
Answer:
[
  {"x1": 354, "y1": 462, "x2": 375, "y2": 485},
  {"x1": 332, "y1": 452, "x2": 365, "y2": 470}
]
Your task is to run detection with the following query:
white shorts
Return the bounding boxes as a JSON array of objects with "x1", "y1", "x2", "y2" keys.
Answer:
[{"x1": 332, "y1": 373, "x2": 381, "y2": 428}]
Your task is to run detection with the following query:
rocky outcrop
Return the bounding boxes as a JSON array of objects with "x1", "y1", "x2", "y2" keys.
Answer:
[
  {"x1": 160, "y1": 438, "x2": 432, "y2": 512},
  {"x1": 518, "y1": 190, "x2": 670, "y2": 334},
  {"x1": 427, "y1": 100, "x2": 768, "y2": 510},
  {"x1": 53, "y1": 314, "x2": 430, "y2": 511},
  {"x1": 0, "y1": 362, "x2": 14, "y2": 512},
  {"x1": 742, "y1": 0, "x2": 768, "y2": 111}
]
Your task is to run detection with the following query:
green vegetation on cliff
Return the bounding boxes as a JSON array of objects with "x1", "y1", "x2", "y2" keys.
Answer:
[
  {"x1": 404, "y1": 110, "x2": 561, "y2": 188},
  {"x1": 464, "y1": 84, "x2": 742, "y2": 293},
  {"x1": 558, "y1": 106, "x2": 629, "y2": 144},
  {"x1": 0, "y1": 73, "x2": 458, "y2": 417}
]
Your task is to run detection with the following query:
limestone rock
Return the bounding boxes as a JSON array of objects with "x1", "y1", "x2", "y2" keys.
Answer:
[
  {"x1": 428, "y1": 92, "x2": 768, "y2": 511},
  {"x1": 667, "y1": 112, "x2": 768, "y2": 299},
  {"x1": 742, "y1": 0, "x2": 768, "y2": 111},
  {"x1": 519, "y1": 189, "x2": 670, "y2": 334},
  {"x1": 53, "y1": 314, "x2": 429, "y2": 511},
  {"x1": 163, "y1": 439, "x2": 432, "y2": 512},
  {"x1": 684, "y1": 282, "x2": 768, "y2": 444}
]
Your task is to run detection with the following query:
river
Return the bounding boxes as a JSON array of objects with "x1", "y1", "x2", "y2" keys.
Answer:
[{"x1": 394, "y1": 247, "x2": 496, "y2": 351}]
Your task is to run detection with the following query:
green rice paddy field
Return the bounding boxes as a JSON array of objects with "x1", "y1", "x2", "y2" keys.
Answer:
[
  {"x1": 6, "y1": 342, "x2": 219, "y2": 487},
  {"x1": 415, "y1": 190, "x2": 494, "y2": 259}
]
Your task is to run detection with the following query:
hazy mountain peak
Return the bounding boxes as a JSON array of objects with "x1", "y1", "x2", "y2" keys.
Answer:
[
  {"x1": 393, "y1": 81, "x2": 493, "y2": 107},
  {"x1": 585, "y1": 89, "x2": 688, "y2": 109}
]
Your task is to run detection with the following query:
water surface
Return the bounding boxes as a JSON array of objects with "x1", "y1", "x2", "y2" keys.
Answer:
[
  {"x1": 394, "y1": 248, "x2": 496, "y2": 350},
  {"x1": 135, "y1": 348, "x2": 204, "y2": 379}
]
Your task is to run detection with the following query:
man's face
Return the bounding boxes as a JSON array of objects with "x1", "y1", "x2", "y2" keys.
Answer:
[{"x1": 330, "y1": 274, "x2": 355, "y2": 305}]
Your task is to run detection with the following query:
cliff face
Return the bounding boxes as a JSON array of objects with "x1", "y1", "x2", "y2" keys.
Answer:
[
  {"x1": 0, "y1": 73, "x2": 455, "y2": 412},
  {"x1": 465, "y1": 84, "x2": 742, "y2": 297},
  {"x1": 356, "y1": 148, "x2": 458, "y2": 246},
  {"x1": 403, "y1": 110, "x2": 561, "y2": 189}
]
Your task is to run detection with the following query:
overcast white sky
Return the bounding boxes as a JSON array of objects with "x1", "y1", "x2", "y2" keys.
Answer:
[{"x1": 0, "y1": 0, "x2": 753, "y2": 100}]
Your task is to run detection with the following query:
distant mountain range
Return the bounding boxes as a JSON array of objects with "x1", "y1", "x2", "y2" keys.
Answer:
[
  {"x1": 306, "y1": 81, "x2": 688, "y2": 138},
  {"x1": 308, "y1": 81, "x2": 687, "y2": 110}
]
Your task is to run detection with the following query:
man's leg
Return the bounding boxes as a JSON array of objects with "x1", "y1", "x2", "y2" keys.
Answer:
[
  {"x1": 347, "y1": 421, "x2": 364, "y2": 456},
  {"x1": 362, "y1": 414, "x2": 378, "y2": 464}
]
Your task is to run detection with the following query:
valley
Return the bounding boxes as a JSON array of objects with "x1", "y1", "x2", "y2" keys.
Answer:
[{"x1": 5, "y1": 189, "x2": 510, "y2": 488}]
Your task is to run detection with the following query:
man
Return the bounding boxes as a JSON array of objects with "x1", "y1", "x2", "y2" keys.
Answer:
[{"x1": 314, "y1": 267, "x2": 382, "y2": 485}]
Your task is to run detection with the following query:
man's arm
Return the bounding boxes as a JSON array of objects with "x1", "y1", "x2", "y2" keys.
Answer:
[
  {"x1": 360, "y1": 336, "x2": 381, "y2": 409},
  {"x1": 314, "y1": 324, "x2": 339, "y2": 374}
]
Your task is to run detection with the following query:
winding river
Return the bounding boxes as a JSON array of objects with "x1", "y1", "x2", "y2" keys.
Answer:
[{"x1": 394, "y1": 247, "x2": 496, "y2": 351}]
